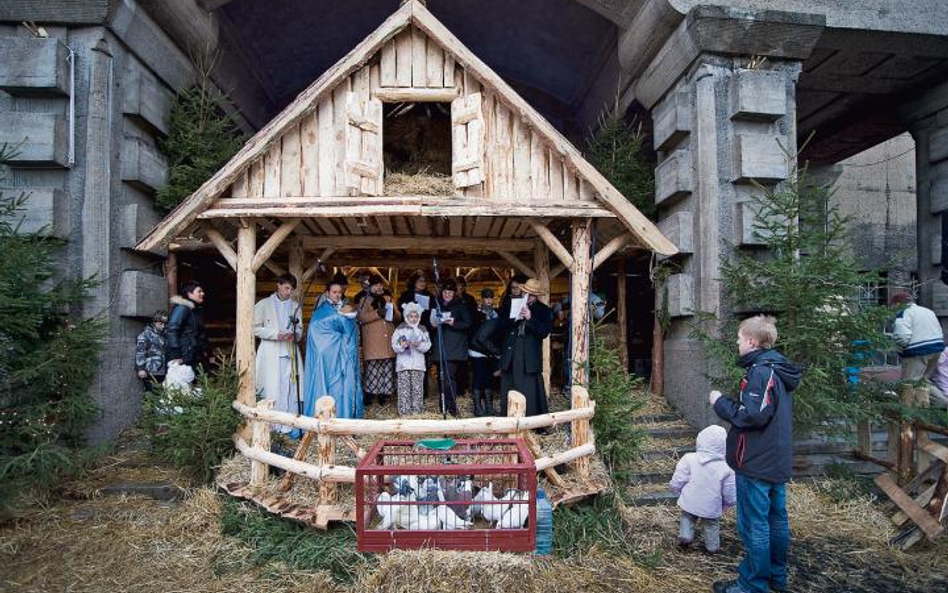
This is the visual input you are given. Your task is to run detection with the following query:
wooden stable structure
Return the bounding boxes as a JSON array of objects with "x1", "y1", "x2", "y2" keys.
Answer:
[{"x1": 136, "y1": 0, "x2": 676, "y2": 524}]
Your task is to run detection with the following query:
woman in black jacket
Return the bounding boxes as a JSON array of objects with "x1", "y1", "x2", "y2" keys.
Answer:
[
  {"x1": 496, "y1": 278, "x2": 553, "y2": 416},
  {"x1": 166, "y1": 281, "x2": 210, "y2": 369},
  {"x1": 429, "y1": 279, "x2": 471, "y2": 417}
]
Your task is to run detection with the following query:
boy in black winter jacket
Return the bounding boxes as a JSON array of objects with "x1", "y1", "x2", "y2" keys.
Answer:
[{"x1": 710, "y1": 315, "x2": 802, "y2": 593}]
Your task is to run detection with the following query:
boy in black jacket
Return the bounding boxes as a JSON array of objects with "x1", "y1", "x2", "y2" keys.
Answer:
[{"x1": 710, "y1": 315, "x2": 802, "y2": 593}]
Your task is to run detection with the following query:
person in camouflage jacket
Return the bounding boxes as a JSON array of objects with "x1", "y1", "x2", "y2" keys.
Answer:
[{"x1": 136, "y1": 311, "x2": 168, "y2": 388}]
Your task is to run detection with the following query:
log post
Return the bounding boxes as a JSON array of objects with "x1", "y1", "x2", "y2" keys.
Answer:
[
  {"x1": 571, "y1": 384, "x2": 591, "y2": 479},
  {"x1": 507, "y1": 391, "x2": 527, "y2": 490},
  {"x1": 570, "y1": 219, "x2": 592, "y2": 386},
  {"x1": 236, "y1": 222, "x2": 257, "y2": 410},
  {"x1": 250, "y1": 398, "x2": 275, "y2": 486},
  {"x1": 534, "y1": 239, "x2": 551, "y2": 396},
  {"x1": 288, "y1": 235, "x2": 305, "y2": 304},
  {"x1": 616, "y1": 255, "x2": 629, "y2": 372},
  {"x1": 914, "y1": 385, "x2": 933, "y2": 474},
  {"x1": 166, "y1": 251, "x2": 178, "y2": 308},
  {"x1": 857, "y1": 420, "x2": 871, "y2": 455},
  {"x1": 317, "y1": 395, "x2": 337, "y2": 505},
  {"x1": 897, "y1": 384, "x2": 916, "y2": 484}
]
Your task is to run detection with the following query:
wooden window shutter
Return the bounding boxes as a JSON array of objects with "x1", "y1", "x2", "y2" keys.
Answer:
[
  {"x1": 345, "y1": 92, "x2": 383, "y2": 196},
  {"x1": 451, "y1": 92, "x2": 484, "y2": 188}
]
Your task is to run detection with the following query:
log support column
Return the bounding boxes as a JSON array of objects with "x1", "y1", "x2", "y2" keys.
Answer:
[
  {"x1": 236, "y1": 222, "x2": 257, "y2": 410},
  {"x1": 534, "y1": 239, "x2": 551, "y2": 395},
  {"x1": 570, "y1": 219, "x2": 592, "y2": 387}
]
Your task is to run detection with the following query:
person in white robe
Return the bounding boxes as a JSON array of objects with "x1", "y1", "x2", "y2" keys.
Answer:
[{"x1": 254, "y1": 274, "x2": 306, "y2": 433}]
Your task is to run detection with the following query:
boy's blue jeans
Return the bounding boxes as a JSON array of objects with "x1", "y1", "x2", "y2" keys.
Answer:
[{"x1": 736, "y1": 474, "x2": 790, "y2": 593}]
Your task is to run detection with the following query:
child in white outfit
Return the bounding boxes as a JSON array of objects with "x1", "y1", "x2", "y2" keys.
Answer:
[
  {"x1": 391, "y1": 302, "x2": 431, "y2": 415},
  {"x1": 669, "y1": 424, "x2": 737, "y2": 553}
]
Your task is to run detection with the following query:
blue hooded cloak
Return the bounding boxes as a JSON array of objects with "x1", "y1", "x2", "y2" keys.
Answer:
[{"x1": 302, "y1": 300, "x2": 363, "y2": 420}]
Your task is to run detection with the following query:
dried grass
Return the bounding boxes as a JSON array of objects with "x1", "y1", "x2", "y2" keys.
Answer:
[
  {"x1": 0, "y1": 486, "x2": 339, "y2": 593},
  {"x1": 384, "y1": 171, "x2": 454, "y2": 196}
]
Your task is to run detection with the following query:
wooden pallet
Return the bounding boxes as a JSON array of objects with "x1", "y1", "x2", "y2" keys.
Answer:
[{"x1": 220, "y1": 480, "x2": 354, "y2": 529}]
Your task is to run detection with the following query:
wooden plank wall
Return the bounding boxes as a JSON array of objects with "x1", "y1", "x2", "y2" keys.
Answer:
[{"x1": 223, "y1": 26, "x2": 596, "y2": 213}]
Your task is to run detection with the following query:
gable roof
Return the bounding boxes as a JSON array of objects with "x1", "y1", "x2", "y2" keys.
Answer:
[{"x1": 136, "y1": 0, "x2": 678, "y2": 257}]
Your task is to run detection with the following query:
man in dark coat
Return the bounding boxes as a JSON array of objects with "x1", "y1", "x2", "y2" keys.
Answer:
[
  {"x1": 166, "y1": 281, "x2": 210, "y2": 370},
  {"x1": 429, "y1": 278, "x2": 472, "y2": 417},
  {"x1": 497, "y1": 278, "x2": 553, "y2": 416}
]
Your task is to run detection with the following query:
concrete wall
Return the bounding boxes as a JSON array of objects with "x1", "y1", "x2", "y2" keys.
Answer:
[
  {"x1": 0, "y1": 17, "x2": 180, "y2": 445},
  {"x1": 827, "y1": 133, "x2": 917, "y2": 282}
]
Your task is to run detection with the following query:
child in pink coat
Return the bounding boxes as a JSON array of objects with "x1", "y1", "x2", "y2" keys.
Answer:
[{"x1": 669, "y1": 424, "x2": 737, "y2": 553}]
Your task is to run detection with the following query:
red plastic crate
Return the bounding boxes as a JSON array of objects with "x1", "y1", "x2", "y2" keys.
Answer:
[{"x1": 355, "y1": 438, "x2": 537, "y2": 552}]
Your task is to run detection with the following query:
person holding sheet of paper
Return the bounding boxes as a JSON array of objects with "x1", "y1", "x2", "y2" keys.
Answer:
[
  {"x1": 358, "y1": 274, "x2": 399, "y2": 407},
  {"x1": 429, "y1": 278, "x2": 472, "y2": 417},
  {"x1": 496, "y1": 278, "x2": 553, "y2": 416}
]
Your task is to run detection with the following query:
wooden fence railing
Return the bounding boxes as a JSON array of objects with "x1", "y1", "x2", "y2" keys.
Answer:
[{"x1": 228, "y1": 387, "x2": 598, "y2": 525}]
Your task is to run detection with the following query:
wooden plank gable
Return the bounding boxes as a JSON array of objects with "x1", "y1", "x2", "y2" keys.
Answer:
[{"x1": 136, "y1": 0, "x2": 675, "y2": 258}]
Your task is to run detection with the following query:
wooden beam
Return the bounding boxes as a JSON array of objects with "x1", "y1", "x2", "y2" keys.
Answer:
[
  {"x1": 288, "y1": 236, "x2": 305, "y2": 303},
  {"x1": 496, "y1": 250, "x2": 536, "y2": 278},
  {"x1": 135, "y1": 2, "x2": 413, "y2": 252},
  {"x1": 165, "y1": 251, "x2": 178, "y2": 308},
  {"x1": 373, "y1": 87, "x2": 459, "y2": 102},
  {"x1": 570, "y1": 219, "x2": 592, "y2": 387},
  {"x1": 302, "y1": 235, "x2": 535, "y2": 252},
  {"x1": 252, "y1": 218, "x2": 300, "y2": 273},
  {"x1": 616, "y1": 256, "x2": 629, "y2": 372},
  {"x1": 316, "y1": 396, "x2": 337, "y2": 505},
  {"x1": 570, "y1": 385, "x2": 592, "y2": 479},
  {"x1": 250, "y1": 399, "x2": 274, "y2": 486},
  {"x1": 199, "y1": 197, "x2": 614, "y2": 220},
  {"x1": 234, "y1": 399, "x2": 595, "y2": 435},
  {"x1": 530, "y1": 220, "x2": 574, "y2": 271},
  {"x1": 204, "y1": 225, "x2": 237, "y2": 271},
  {"x1": 875, "y1": 472, "x2": 945, "y2": 540},
  {"x1": 534, "y1": 239, "x2": 551, "y2": 396},
  {"x1": 235, "y1": 224, "x2": 257, "y2": 410},
  {"x1": 592, "y1": 234, "x2": 631, "y2": 271},
  {"x1": 551, "y1": 262, "x2": 568, "y2": 278}
]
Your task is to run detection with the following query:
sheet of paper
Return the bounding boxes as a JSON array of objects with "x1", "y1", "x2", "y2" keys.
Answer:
[
  {"x1": 510, "y1": 297, "x2": 527, "y2": 319},
  {"x1": 440, "y1": 311, "x2": 452, "y2": 321},
  {"x1": 385, "y1": 302, "x2": 394, "y2": 322},
  {"x1": 414, "y1": 294, "x2": 430, "y2": 310}
]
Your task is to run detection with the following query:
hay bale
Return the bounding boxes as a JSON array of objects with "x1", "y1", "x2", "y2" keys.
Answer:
[{"x1": 355, "y1": 549, "x2": 658, "y2": 593}]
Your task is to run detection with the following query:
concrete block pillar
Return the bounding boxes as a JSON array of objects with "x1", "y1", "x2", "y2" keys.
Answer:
[
  {"x1": 901, "y1": 80, "x2": 948, "y2": 318},
  {"x1": 649, "y1": 56, "x2": 807, "y2": 426}
]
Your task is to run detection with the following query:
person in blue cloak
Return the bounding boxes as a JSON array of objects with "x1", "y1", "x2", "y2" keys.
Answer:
[{"x1": 302, "y1": 278, "x2": 363, "y2": 422}]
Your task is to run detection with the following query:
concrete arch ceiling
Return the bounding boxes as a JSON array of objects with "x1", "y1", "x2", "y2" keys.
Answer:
[{"x1": 218, "y1": 0, "x2": 618, "y2": 137}]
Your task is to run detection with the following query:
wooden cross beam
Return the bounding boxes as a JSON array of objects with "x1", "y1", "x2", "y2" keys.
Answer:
[
  {"x1": 529, "y1": 219, "x2": 574, "y2": 272},
  {"x1": 496, "y1": 250, "x2": 536, "y2": 278}
]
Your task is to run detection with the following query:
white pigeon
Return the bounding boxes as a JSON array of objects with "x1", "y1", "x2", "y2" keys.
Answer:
[
  {"x1": 496, "y1": 490, "x2": 529, "y2": 529},
  {"x1": 436, "y1": 504, "x2": 474, "y2": 530},
  {"x1": 475, "y1": 482, "x2": 510, "y2": 524},
  {"x1": 406, "y1": 507, "x2": 441, "y2": 530},
  {"x1": 376, "y1": 492, "x2": 396, "y2": 529}
]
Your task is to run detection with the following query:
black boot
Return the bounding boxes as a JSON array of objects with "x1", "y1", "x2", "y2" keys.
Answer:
[
  {"x1": 484, "y1": 389, "x2": 495, "y2": 416},
  {"x1": 472, "y1": 389, "x2": 483, "y2": 416}
]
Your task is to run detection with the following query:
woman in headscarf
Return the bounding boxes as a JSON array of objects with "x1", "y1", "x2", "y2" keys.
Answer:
[
  {"x1": 358, "y1": 274, "x2": 398, "y2": 407},
  {"x1": 303, "y1": 278, "x2": 363, "y2": 420}
]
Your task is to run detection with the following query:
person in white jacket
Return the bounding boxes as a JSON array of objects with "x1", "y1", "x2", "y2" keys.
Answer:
[
  {"x1": 254, "y1": 274, "x2": 305, "y2": 432},
  {"x1": 669, "y1": 425, "x2": 737, "y2": 553},
  {"x1": 391, "y1": 302, "x2": 431, "y2": 415},
  {"x1": 891, "y1": 292, "x2": 945, "y2": 404}
]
